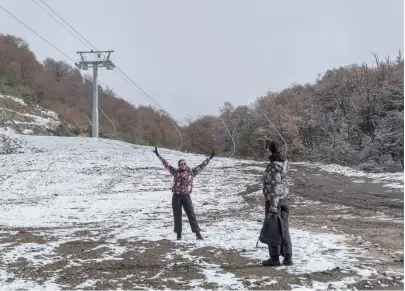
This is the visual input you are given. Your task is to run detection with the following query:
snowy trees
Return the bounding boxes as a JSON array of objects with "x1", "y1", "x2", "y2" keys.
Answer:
[
  {"x1": 0, "y1": 32, "x2": 402, "y2": 171},
  {"x1": 182, "y1": 54, "x2": 404, "y2": 172}
]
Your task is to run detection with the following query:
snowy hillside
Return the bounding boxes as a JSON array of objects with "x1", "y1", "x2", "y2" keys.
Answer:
[
  {"x1": 0, "y1": 93, "x2": 60, "y2": 135},
  {"x1": 0, "y1": 134, "x2": 403, "y2": 290}
]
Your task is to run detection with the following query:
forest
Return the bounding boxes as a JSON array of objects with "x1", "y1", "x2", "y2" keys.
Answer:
[{"x1": 0, "y1": 34, "x2": 403, "y2": 172}]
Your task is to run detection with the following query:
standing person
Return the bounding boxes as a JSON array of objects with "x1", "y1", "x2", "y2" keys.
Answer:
[
  {"x1": 261, "y1": 140, "x2": 293, "y2": 266},
  {"x1": 153, "y1": 147, "x2": 215, "y2": 240}
]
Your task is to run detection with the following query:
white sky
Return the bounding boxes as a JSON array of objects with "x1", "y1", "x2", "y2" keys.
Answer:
[{"x1": 1, "y1": 0, "x2": 403, "y2": 122}]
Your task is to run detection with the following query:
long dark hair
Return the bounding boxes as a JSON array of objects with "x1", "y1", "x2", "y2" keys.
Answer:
[{"x1": 267, "y1": 140, "x2": 285, "y2": 162}]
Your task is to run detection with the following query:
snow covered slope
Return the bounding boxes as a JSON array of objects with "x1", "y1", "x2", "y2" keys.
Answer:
[
  {"x1": 0, "y1": 134, "x2": 403, "y2": 290},
  {"x1": 0, "y1": 94, "x2": 60, "y2": 135}
]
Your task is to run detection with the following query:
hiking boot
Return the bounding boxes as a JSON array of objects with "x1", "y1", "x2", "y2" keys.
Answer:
[
  {"x1": 262, "y1": 256, "x2": 280, "y2": 266},
  {"x1": 176, "y1": 233, "x2": 181, "y2": 240},
  {"x1": 283, "y1": 254, "x2": 293, "y2": 266},
  {"x1": 196, "y1": 232, "x2": 203, "y2": 240}
]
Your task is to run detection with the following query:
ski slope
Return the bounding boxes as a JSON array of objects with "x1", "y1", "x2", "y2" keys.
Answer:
[{"x1": 0, "y1": 134, "x2": 403, "y2": 290}]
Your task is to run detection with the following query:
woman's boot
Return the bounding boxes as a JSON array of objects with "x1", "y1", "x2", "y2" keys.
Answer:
[{"x1": 196, "y1": 231, "x2": 203, "y2": 240}]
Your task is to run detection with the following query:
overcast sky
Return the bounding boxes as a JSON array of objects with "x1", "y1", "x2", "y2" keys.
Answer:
[{"x1": 1, "y1": 0, "x2": 403, "y2": 123}]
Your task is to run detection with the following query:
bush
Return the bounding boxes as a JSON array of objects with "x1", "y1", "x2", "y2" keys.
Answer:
[
  {"x1": 0, "y1": 133, "x2": 25, "y2": 154},
  {"x1": 20, "y1": 87, "x2": 38, "y2": 105}
]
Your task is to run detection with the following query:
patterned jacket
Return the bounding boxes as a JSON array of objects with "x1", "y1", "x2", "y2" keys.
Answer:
[
  {"x1": 158, "y1": 156, "x2": 211, "y2": 194},
  {"x1": 262, "y1": 160, "x2": 289, "y2": 208}
]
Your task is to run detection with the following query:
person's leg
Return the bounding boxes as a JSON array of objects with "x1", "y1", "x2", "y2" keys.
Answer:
[
  {"x1": 182, "y1": 194, "x2": 202, "y2": 239},
  {"x1": 262, "y1": 244, "x2": 281, "y2": 266},
  {"x1": 172, "y1": 194, "x2": 182, "y2": 239},
  {"x1": 279, "y1": 199, "x2": 293, "y2": 265}
]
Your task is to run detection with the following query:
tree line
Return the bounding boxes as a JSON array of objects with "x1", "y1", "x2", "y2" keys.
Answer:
[{"x1": 0, "y1": 34, "x2": 403, "y2": 172}]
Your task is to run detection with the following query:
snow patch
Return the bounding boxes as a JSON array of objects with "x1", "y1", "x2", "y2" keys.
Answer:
[
  {"x1": 0, "y1": 94, "x2": 27, "y2": 106},
  {"x1": 0, "y1": 135, "x2": 402, "y2": 289},
  {"x1": 0, "y1": 127, "x2": 18, "y2": 135},
  {"x1": 3, "y1": 108, "x2": 60, "y2": 129},
  {"x1": 198, "y1": 262, "x2": 244, "y2": 289}
]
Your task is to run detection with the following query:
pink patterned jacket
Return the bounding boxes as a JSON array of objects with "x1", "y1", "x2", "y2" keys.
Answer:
[{"x1": 158, "y1": 156, "x2": 211, "y2": 194}]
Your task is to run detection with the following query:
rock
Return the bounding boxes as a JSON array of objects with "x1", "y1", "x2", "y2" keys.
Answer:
[{"x1": 327, "y1": 283, "x2": 337, "y2": 290}]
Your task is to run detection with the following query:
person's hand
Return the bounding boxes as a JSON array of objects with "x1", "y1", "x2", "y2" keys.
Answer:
[
  {"x1": 209, "y1": 150, "x2": 215, "y2": 160},
  {"x1": 153, "y1": 146, "x2": 159, "y2": 156},
  {"x1": 269, "y1": 207, "x2": 278, "y2": 214}
]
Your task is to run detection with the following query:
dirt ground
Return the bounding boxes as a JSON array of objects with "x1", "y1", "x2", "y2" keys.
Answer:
[
  {"x1": 237, "y1": 163, "x2": 404, "y2": 290},
  {"x1": 0, "y1": 162, "x2": 403, "y2": 290},
  {"x1": 291, "y1": 164, "x2": 403, "y2": 254}
]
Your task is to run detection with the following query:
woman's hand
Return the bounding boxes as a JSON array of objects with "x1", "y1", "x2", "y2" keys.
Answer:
[
  {"x1": 269, "y1": 207, "x2": 278, "y2": 214},
  {"x1": 153, "y1": 147, "x2": 159, "y2": 156}
]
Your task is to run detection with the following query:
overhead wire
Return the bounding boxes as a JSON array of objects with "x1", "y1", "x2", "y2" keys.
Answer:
[
  {"x1": 3, "y1": 1, "x2": 182, "y2": 149},
  {"x1": 32, "y1": 0, "x2": 90, "y2": 49},
  {"x1": 219, "y1": 117, "x2": 236, "y2": 159},
  {"x1": 2, "y1": 1, "x2": 274, "y2": 162},
  {"x1": 38, "y1": 0, "x2": 95, "y2": 50},
  {"x1": 99, "y1": 108, "x2": 117, "y2": 137},
  {"x1": 33, "y1": 0, "x2": 185, "y2": 150},
  {"x1": 0, "y1": 3, "x2": 116, "y2": 138},
  {"x1": 0, "y1": 5, "x2": 74, "y2": 63},
  {"x1": 31, "y1": 0, "x2": 132, "y2": 106},
  {"x1": 262, "y1": 112, "x2": 288, "y2": 157},
  {"x1": 35, "y1": 0, "x2": 169, "y2": 119}
]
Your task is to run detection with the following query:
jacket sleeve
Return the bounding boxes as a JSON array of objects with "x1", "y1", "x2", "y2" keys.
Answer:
[
  {"x1": 192, "y1": 157, "x2": 211, "y2": 176},
  {"x1": 281, "y1": 159, "x2": 289, "y2": 179},
  {"x1": 282, "y1": 159, "x2": 289, "y2": 197},
  {"x1": 261, "y1": 164, "x2": 271, "y2": 183},
  {"x1": 158, "y1": 155, "x2": 176, "y2": 176},
  {"x1": 268, "y1": 161, "x2": 288, "y2": 208},
  {"x1": 269, "y1": 195, "x2": 280, "y2": 209}
]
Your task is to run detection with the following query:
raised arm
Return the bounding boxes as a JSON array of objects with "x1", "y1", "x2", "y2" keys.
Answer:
[
  {"x1": 153, "y1": 147, "x2": 176, "y2": 176},
  {"x1": 192, "y1": 151, "x2": 215, "y2": 176}
]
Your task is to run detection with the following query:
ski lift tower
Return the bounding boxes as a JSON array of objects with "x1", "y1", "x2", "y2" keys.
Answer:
[{"x1": 75, "y1": 50, "x2": 115, "y2": 138}]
